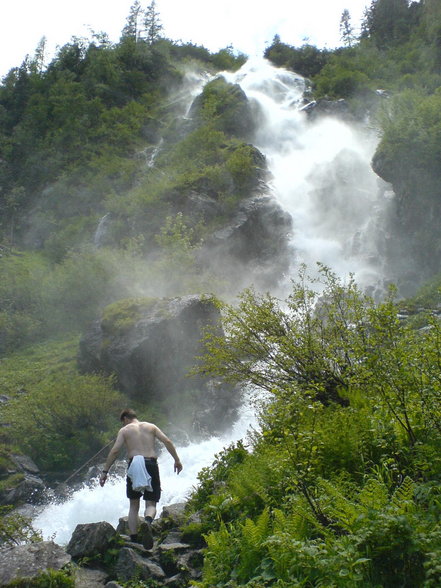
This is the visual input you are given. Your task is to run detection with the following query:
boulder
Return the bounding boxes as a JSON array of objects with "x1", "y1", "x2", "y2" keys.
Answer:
[
  {"x1": 188, "y1": 76, "x2": 255, "y2": 139},
  {"x1": 66, "y1": 521, "x2": 116, "y2": 559},
  {"x1": 115, "y1": 547, "x2": 166, "y2": 582},
  {"x1": 10, "y1": 454, "x2": 40, "y2": 475},
  {"x1": 300, "y1": 98, "x2": 352, "y2": 121},
  {"x1": 78, "y1": 295, "x2": 240, "y2": 433},
  {"x1": 0, "y1": 541, "x2": 71, "y2": 586},
  {"x1": 74, "y1": 567, "x2": 109, "y2": 587}
]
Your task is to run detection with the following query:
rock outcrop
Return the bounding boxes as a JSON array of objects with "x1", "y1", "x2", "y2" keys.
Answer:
[
  {"x1": 0, "y1": 502, "x2": 204, "y2": 586},
  {"x1": 78, "y1": 295, "x2": 239, "y2": 434},
  {"x1": 66, "y1": 521, "x2": 117, "y2": 559},
  {"x1": 0, "y1": 541, "x2": 71, "y2": 586},
  {"x1": 188, "y1": 75, "x2": 255, "y2": 139},
  {"x1": 0, "y1": 454, "x2": 47, "y2": 506},
  {"x1": 202, "y1": 194, "x2": 293, "y2": 290}
]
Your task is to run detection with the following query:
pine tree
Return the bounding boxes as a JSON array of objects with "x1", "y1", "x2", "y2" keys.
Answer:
[
  {"x1": 339, "y1": 9, "x2": 354, "y2": 47},
  {"x1": 144, "y1": 0, "x2": 163, "y2": 45},
  {"x1": 121, "y1": 0, "x2": 143, "y2": 40}
]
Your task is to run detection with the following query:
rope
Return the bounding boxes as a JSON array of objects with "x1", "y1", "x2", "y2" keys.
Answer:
[{"x1": 57, "y1": 438, "x2": 115, "y2": 489}]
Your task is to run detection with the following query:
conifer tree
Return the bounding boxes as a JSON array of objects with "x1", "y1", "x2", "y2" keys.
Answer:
[
  {"x1": 121, "y1": 0, "x2": 143, "y2": 40},
  {"x1": 144, "y1": 0, "x2": 163, "y2": 45},
  {"x1": 339, "y1": 9, "x2": 354, "y2": 47}
]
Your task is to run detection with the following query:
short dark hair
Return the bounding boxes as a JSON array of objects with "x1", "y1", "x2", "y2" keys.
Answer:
[{"x1": 120, "y1": 408, "x2": 137, "y2": 422}]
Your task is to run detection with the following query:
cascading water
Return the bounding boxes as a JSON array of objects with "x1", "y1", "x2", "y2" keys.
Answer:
[
  {"x1": 34, "y1": 58, "x2": 391, "y2": 544},
  {"x1": 224, "y1": 58, "x2": 390, "y2": 292}
]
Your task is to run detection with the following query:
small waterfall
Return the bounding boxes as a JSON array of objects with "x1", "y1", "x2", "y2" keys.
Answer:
[{"x1": 93, "y1": 213, "x2": 111, "y2": 248}]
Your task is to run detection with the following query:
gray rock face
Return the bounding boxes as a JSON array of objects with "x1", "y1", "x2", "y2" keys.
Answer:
[
  {"x1": 78, "y1": 295, "x2": 240, "y2": 433},
  {"x1": 74, "y1": 567, "x2": 109, "y2": 587},
  {"x1": 0, "y1": 541, "x2": 71, "y2": 585},
  {"x1": 301, "y1": 98, "x2": 352, "y2": 121},
  {"x1": 10, "y1": 454, "x2": 40, "y2": 475},
  {"x1": 203, "y1": 195, "x2": 293, "y2": 290},
  {"x1": 66, "y1": 521, "x2": 116, "y2": 558}
]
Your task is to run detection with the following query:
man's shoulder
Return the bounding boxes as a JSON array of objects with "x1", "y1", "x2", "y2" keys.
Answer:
[{"x1": 140, "y1": 421, "x2": 157, "y2": 429}]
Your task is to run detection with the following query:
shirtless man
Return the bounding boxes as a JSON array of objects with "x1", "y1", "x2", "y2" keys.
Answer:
[{"x1": 99, "y1": 408, "x2": 183, "y2": 548}]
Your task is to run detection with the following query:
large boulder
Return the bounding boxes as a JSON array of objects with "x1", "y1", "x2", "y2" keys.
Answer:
[
  {"x1": 115, "y1": 547, "x2": 166, "y2": 583},
  {"x1": 78, "y1": 295, "x2": 239, "y2": 434},
  {"x1": 188, "y1": 76, "x2": 255, "y2": 139},
  {"x1": 0, "y1": 541, "x2": 71, "y2": 585},
  {"x1": 66, "y1": 521, "x2": 116, "y2": 559}
]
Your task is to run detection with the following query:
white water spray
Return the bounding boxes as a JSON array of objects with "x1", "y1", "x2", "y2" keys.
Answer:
[
  {"x1": 34, "y1": 400, "x2": 257, "y2": 545},
  {"x1": 224, "y1": 58, "x2": 389, "y2": 289}
]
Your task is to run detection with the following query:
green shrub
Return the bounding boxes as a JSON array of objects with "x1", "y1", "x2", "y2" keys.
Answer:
[
  {"x1": 4, "y1": 372, "x2": 122, "y2": 471},
  {"x1": 5, "y1": 568, "x2": 74, "y2": 587}
]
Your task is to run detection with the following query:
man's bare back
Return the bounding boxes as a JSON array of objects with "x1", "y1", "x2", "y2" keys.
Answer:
[
  {"x1": 100, "y1": 414, "x2": 182, "y2": 482},
  {"x1": 121, "y1": 421, "x2": 160, "y2": 459}
]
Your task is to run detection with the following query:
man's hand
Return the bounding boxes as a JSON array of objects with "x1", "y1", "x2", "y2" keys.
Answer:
[
  {"x1": 99, "y1": 472, "x2": 108, "y2": 487},
  {"x1": 174, "y1": 460, "x2": 183, "y2": 475}
]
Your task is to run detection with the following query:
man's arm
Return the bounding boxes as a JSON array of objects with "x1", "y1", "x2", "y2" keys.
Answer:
[
  {"x1": 154, "y1": 426, "x2": 183, "y2": 474},
  {"x1": 99, "y1": 429, "x2": 125, "y2": 486}
]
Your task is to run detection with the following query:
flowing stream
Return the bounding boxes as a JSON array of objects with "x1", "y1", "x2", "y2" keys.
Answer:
[{"x1": 35, "y1": 58, "x2": 391, "y2": 544}]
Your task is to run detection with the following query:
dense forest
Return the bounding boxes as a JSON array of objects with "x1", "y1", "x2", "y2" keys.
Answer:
[{"x1": 1, "y1": 0, "x2": 441, "y2": 586}]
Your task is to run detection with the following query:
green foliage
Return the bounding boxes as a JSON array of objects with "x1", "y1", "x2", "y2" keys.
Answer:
[
  {"x1": 101, "y1": 297, "x2": 157, "y2": 335},
  {"x1": 3, "y1": 369, "x2": 122, "y2": 471},
  {"x1": 189, "y1": 267, "x2": 441, "y2": 586},
  {"x1": 0, "y1": 505, "x2": 42, "y2": 546},
  {"x1": 5, "y1": 568, "x2": 74, "y2": 587},
  {"x1": 265, "y1": 39, "x2": 330, "y2": 78}
]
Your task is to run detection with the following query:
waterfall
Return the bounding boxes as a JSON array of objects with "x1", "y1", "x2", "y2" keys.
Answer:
[
  {"x1": 223, "y1": 58, "x2": 390, "y2": 291},
  {"x1": 34, "y1": 59, "x2": 391, "y2": 544}
]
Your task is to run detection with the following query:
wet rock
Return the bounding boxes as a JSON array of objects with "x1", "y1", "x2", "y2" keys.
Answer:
[
  {"x1": 66, "y1": 521, "x2": 116, "y2": 559},
  {"x1": 301, "y1": 98, "x2": 352, "y2": 121},
  {"x1": 115, "y1": 547, "x2": 166, "y2": 582},
  {"x1": 203, "y1": 194, "x2": 292, "y2": 289},
  {"x1": 0, "y1": 541, "x2": 71, "y2": 586},
  {"x1": 10, "y1": 454, "x2": 40, "y2": 475},
  {"x1": 1, "y1": 473, "x2": 46, "y2": 506}
]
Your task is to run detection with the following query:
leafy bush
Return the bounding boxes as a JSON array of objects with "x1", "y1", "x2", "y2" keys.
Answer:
[
  {"x1": 188, "y1": 267, "x2": 441, "y2": 586},
  {"x1": 3, "y1": 371, "x2": 122, "y2": 471}
]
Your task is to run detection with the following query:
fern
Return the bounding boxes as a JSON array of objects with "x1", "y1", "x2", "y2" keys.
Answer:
[
  {"x1": 317, "y1": 478, "x2": 360, "y2": 532},
  {"x1": 237, "y1": 508, "x2": 271, "y2": 581},
  {"x1": 390, "y1": 476, "x2": 416, "y2": 514},
  {"x1": 357, "y1": 477, "x2": 389, "y2": 510}
]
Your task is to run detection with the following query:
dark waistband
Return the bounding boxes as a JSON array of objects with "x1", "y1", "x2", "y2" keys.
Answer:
[{"x1": 128, "y1": 456, "x2": 157, "y2": 465}]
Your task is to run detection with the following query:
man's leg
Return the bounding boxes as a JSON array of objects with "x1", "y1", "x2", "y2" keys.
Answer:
[
  {"x1": 139, "y1": 500, "x2": 156, "y2": 550},
  {"x1": 144, "y1": 500, "x2": 157, "y2": 522},
  {"x1": 128, "y1": 497, "x2": 140, "y2": 537}
]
